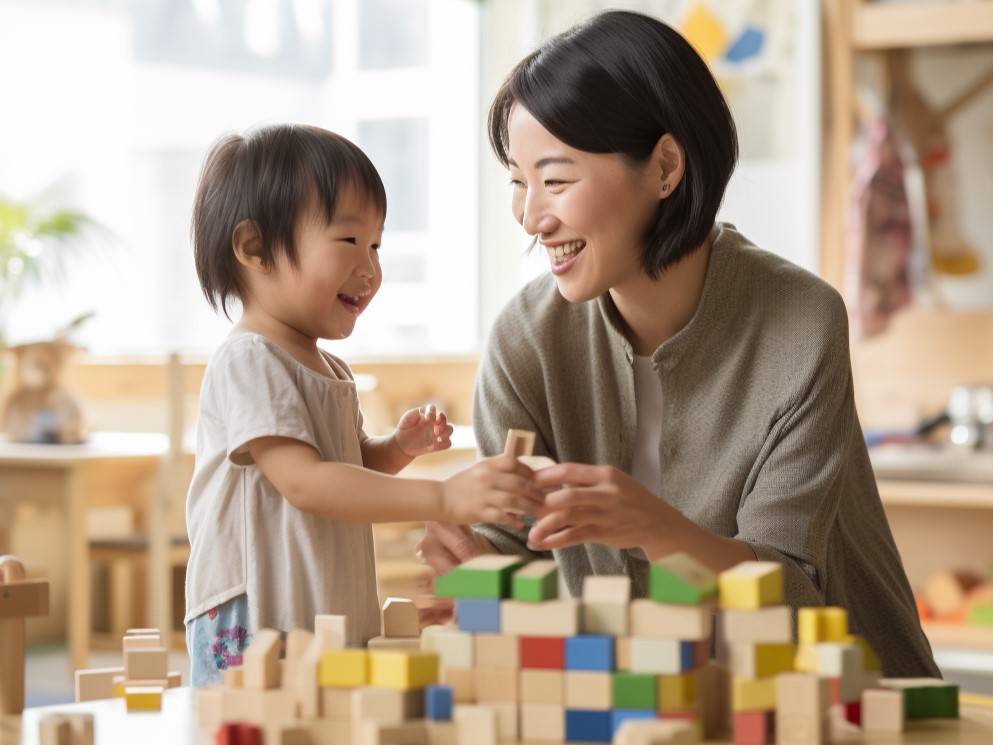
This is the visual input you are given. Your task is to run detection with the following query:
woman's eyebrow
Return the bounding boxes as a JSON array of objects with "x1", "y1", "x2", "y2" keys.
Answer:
[{"x1": 507, "y1": 156, "x2": 577, "y2": 169}]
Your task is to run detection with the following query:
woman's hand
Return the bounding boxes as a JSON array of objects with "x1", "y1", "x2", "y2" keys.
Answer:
[
  {"x1": 395, "y1": 404, "x2": 454, "y2": 457},
  {"x1": 529, "y1": 463, "x2": 675, "y2": 554},
  {"x1": 415, "y1": 520, "x2": 498, "y2": 576}
]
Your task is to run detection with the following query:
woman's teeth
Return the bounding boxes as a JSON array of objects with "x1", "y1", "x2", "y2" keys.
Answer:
[{"x1": 551, "y1": 240, "x2": 585, "y2": 264}]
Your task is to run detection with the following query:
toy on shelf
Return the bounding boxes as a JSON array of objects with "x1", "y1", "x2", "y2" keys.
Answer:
[{"x1": 0, "y1": 554, "x2": 49, "y2": 717}]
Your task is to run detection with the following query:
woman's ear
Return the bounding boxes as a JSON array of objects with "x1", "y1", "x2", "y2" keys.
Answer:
[
  {"x1": 232, "y1": 219, "x2": 268, "y2": 272},
  {"x1": 653, "y1": 133, "x2": 685, "y2": 200}
]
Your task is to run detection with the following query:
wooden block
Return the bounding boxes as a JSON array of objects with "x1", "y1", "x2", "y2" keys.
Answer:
[
  {"x1": 648, "y1": 552, "x2": 717, "y2": 605},
  {"x1": 124, "y1": 684, "x2": 163, "y2": 711},
  {"x1": 455, "y1": 598, "x2": 501, "y2": 633},
  {"x1": 39, "y1": 714, "x2": 70, "y2": 745},
  {"x1": 658, "y1": 671, "x2": 698, "y2": 711},
  {"x1": 504, "y1": 429, "x2": 536, "y2": 457},
  {"x1": 512, "y1": 559, "x2": 559, "y2": 602},
  {"x1": 277, "y1": 719, "x2": 351, "y2": 745},
  {"x1": 731, "y1": 676, "x2": 777, "y2": 712},
  {"x1": 216, "y1": 722, "x2": 261, "y2": 745},
  {"x1": 352, "y1": 686, "x2": 406, "y2": 725},
  {"x1": 291, "y1": 638, "x2": 321, "y2": 718},
  {"x1": 283, "y1": 628, "x2": 313, "y2": 685},
  {"x1": 359, "y1": 720, "x2": 428, "y2": 745},
  {"x1": 65, "y1": 712, "x2": 94, "y2": 745},
  {"x1": 698, "y1": 661, "x2": 732, "y2": 741},
  {"x1": 814, "y1": 643, "x2": 862, "y2": 682},
  {"x1": 520, "y1": 636, "x2": 565, "y2": 669},
  {"x1": 367, "y1": 635, "x2": 421, "y2": 651},
  {"x1": 223, "y1": 666, "x2": 244, "y2": 688},
  {"x1": 319, "y1": 686, "x2": 353, "y2": 720},
  {"x1": 718, "y1": 562, "x2": 783, "y2": 610},
  {"x1": 520, "y1": 703, "x2": 565, "y2": 742},
  {"x1": 243, "y1": 628, "x2": 281, "y2": 689},
  {"x1": 124, "y1": 647, "x2": 168, "y2": 681},
  {"x1": 582, "y1": 601, "x2": 628, "y2": 636},
  {"x1": 122, "y1": 634, "x2": 161, "y2": 651},
  {"x1": 439, "y1": 666, "x2": 475, "y2": 703},
  {"x1": 797, "y1": 607, "x2": 848, "y2": 645},
  {"x1": 264, "y1": 723, "x2": 310, "y2": 745},
  {"x1": 166, "y1": 671, "x2": 182, "y2": 688},
  {"x1": 0, "y1": 579, "x2": 49, "y2": 618},
  {"x1": 314, "y1": 614, "x2": 347, "y2": 650},
  {"x1": 614, "y1": 718, "x2": 697, "y2": 744},
  {"x1": 369, "y1": 650, "x2": 439, "y2": 690},
  {"x1": 615, "y1": 636, "x2": 632, "y2": 671},
  {"x1": 581, "y1": 575, "x2": 632, "y2": 604},
  {"x1": 473, "y1": 667, "x2": 518, "y2": 703},
  {"x1": 629, "y1": 598, "x2": 712, "y2": 640},
  {"x1": 319, "y1": 649, "x2": 369, "y2": 688},
  {"x1": 74, "y1": 666, "x2": 124, "y2": 702},
  {"x1": 502, "y1": 599, "x2": 580, "y2": 637},
  {"x1": 878, "y1": 677, "x2": 959, "y2": 718},
  {"x1": 217, "y1": 688, "x2": 298, "y2": 725},
  {"x1": 565, "y1": 634, "x2": 614, "y2": 671},
  {"x1": 845, "y1": 634, "x2": 881, "y2": 671},
  {"x1": 424, "y1": 720, "x2": 456, "y2": 745},
  {"x1": 629, "y1": 637, "x2": 694, "y2": 675},
  {"x1": 861, "y1": 688, "x2": 904, "y2": 733},
  {"x1": 474, "y1": 633, "x2": 519, "y2": 669},
  {"x1": 719, "y1": 606, "x2": 792, "y2": 645},
  {"x1": 434, "y1": 555, "x2": 527, "y2": 599},
  {"x1": 480, "y1": 701, "x2": 519, "y2": 740},
  {"x1": 382, "y1": 597, "x2": 420, "y2": 638},
  {"x1": 125, "y1": 627, "x2": 160, "y2": 636},
  {"x1": 195, "y1": 688, "x2": 223, "y2": 728},
  {"x1": 421, "y1": 627, "x2": 473, "y2": 668},
  {"x1": 611, "y1": 672, "x2": 658, "y2": 710},
  {"x1": 734, "y1": 709, "x2": 774, "y2": 745},
  {"x1": 775, "y1": 673, "x2": 829, "y2": 745},
  {"x1": 729, "y1": 642, "x2": 795, "y2": 678},
  {"x1": 453, "y1": 704, "x2": 498, "y2": 745},
  {"x1": 519, "y1": 669, "x2": 564, "y2": 706},
  {"x1": 425, "y1": 684, "x2": 454, "y2": 721},
  {"x1": 563, "y1": 670, "x2": 612, "y2": 709}
]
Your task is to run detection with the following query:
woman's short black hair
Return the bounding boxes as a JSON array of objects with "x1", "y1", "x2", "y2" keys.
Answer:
[
  {"x1": 488, "y1": 9, "x2": 738, "y2": 279},
  {"x1": 191, "y1": 123, "x2": 387, "y2": 319}
]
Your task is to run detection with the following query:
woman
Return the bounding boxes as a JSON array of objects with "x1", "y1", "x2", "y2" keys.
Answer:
[{"x1": 419, "y1": 9, "x2": 938, "y2": 678}]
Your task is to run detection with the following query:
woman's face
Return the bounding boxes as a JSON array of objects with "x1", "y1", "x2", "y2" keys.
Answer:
[{"x1": 507, "y1": 105, "x2": 662, "y2": 303}]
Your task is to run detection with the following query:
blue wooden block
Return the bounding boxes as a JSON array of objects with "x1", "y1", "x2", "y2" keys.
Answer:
[
  {"x1": 565, "y1": 709, "x2": 612, "y2": 743},
  {"x1": 611, "y1": 709, "x2": 658, "y2": 735},
  {"x1": 565, "y1": 635, "x2": 615, "y2": 671},
  {"x1": 425, "y1": 684, "x2": 453, "y2": 721},
  {"x1": 455, "y1": 598, "x2": 501, "y2": 633}
]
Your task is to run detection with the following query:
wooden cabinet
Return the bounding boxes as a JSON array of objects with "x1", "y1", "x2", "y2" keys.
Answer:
[{"x1": 822, "y1": 0, "x2": 993, "y2": 656}]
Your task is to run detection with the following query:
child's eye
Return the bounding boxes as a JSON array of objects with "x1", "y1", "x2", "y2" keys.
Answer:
[
  {"x1": 545, "y1": 180, "x2": 565, "y2": 187},
  {"x1": 371, "y1": 243, "x2": 381, "y2": 252},
  {"x1": 340, "y1": 237, "x2": 357, "y2": 244}
]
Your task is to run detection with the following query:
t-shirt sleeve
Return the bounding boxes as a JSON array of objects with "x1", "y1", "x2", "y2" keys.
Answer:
[{"x1": 210, "y1": 337, "x2": 320, "y2": 466}]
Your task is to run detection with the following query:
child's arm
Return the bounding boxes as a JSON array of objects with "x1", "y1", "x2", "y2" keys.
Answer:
[
  {"x1": 248, "y1": 435, "x2": 541, "y2": 526},
  {"x1": 361, "y1": 404, "x2": 453, "y2": 475}
]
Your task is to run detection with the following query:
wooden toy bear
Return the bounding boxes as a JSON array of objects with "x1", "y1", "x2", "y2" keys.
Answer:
[{"x1": 1, "y1": 340, "x2": 86, "y2": 444}]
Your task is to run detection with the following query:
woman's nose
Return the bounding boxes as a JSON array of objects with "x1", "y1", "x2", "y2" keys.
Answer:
[{"x1": 521, "y1": 194, "x2": 557, "y2": 236}]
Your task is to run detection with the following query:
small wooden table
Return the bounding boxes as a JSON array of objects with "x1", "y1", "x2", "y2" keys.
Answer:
[{"x1": 0, "y1": 433, "x2": 168, "y2": 672}]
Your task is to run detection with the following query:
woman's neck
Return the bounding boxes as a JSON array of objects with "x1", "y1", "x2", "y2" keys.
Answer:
[{"x1": 609, "y1": 235, "x2": 712, "y2": 357}]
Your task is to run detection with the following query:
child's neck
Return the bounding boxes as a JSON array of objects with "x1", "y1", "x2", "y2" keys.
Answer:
[{"x1": 234, "y1": 318, "x2": 334, "y2": 378}]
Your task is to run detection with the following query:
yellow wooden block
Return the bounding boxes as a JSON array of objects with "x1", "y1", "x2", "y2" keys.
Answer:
[
  {"x1": 718, "y1": 562, "x2": 783, "y2": 610},
  {"x1": 658, "y1": 671, "x2": 697, "y2": 711},
  {"x1": 733, "y1": 643, "x2": 795, "y2": 678},
  {"x1": 794, "y1": 644, "x2": 818, "y2": 673},
  {"x1": 125, "y1": 685, "x2": 163, "y2": 711},
  {"x1": 846, "y1": 634, "x2": 881, "y2": 671},
  {"x1": 731, "y1": 676, "x2": 777, "y2": 712},
  {"x1": 798, "y1": 606, "x2": 849, "y2": 644},
  {"x1": 318, "y1": 649, "x2": 369, "y2": 688},
  {"x1": 369, "y1": 650, "x2": 439, "y2": 691}
]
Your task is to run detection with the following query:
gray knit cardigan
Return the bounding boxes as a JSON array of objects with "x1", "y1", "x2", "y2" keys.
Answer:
[{"x1": 472, "y1": 222, "x2": 939, "y2": 678}]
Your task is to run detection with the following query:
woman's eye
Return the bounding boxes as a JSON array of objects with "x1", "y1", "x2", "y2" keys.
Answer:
[{"x1": 509, "y1": 178, "x2": 525, "y2": 188}]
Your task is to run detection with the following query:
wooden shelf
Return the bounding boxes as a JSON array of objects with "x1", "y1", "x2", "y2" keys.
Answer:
[
  {"x1": 878, "y1": 480, "x2": 993, "y2": 508},
  {"x1": 854, "y1": 1, "x2": 993, "y2": 50},
  {"x1": 923, "y1": 621, "x2": 993, "y2": 650}
]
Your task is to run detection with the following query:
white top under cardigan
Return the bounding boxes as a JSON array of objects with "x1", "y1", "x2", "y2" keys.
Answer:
[{"x1": 184, "y1": 332, "x2": 380, "y2": 646}]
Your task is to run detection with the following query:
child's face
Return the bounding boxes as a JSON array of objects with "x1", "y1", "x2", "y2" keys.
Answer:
[{"x1": 271, "y1": 188, "x2": 384, "y2": 341}]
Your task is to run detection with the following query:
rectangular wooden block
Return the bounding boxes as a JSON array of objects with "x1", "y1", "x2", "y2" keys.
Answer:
[
  {"x1": 453, "y1": 704, "x2": 498, "y2": 745},
  {"x1": 124, "y1": 647, "x2": 168, "y2": 682},
  {"x1": 520, "y1": 669, "x2": 565, "y2": 706},
  {"x1": 797, "y1": 607, "x2": 848, "y2": 644},
  {"x1": 352, "y1": 686, "x2": 406, "y2": 725},
  {"x1": 512, "y1": 559, "x2": 559, "y2": 602},
  {"x1": 732, "y1": 676, "x2": 777, "y2": 712},
  {"x1": 439, "y1": 666, "x2": 475, "y2": 703},
  {"x1": 434, "y1": 555, "x2": 527, "y2": 599},
  {"x1": 319, "y1": 649, "x2": 369, "y2": 688},
  {"x1": 243, "y1": 628, "x2": 281, "y2": 689},
  {"x1": 320, "y1": 687, "x2": 353, "y2": 720},
  {"x1": 628, "y1": 598, "x2": 712, "y2": 640},
  {"x1": 729, "y1": 642, "x2": 796, "y2": 678},
  {"x1": 734, "y1": 709, "x2": 774, "y2": 745},
  {"x1": 564, "y1": 671, "x2": 612, "y2": 710},
  {"x1": 719, "y1": 606, "x2": 793, "y2": 645},
  {"x1": 614, "y1": 719, "x2": 697, "y2": 745},
  {"x1": 629, "y1": 637, "x2": 695, "y2": 675},
  {"x1": 474, "y1": 633, "x2": 520, "y2": 669},
  {"x1": 75, "y1": 666, "x2": 125, "y2": 703},
  {"x1": 359, "y1": 720, "x2": 428, "y2": 745},
  {"x1": 861, "y1": 688, "x2": 904, "y2": 733},
  {"x1": 718, "y1": 562, "x2": 783, "y2": 610},
  {"x1": 455, "y1": 598, "x2": 502, "y2": 633},
  {"x1": 520, "y1": 636, "x2": 566, "y2": 669},
  {"x1": 582, "y1": 601, "x2": 629, "y2": 636},
  {"x1": 648, "y1": 552, "x2": 718, "y2": 605},
  {"x1": 611, "y1": 672, "x2": 658, "y2": 710},
  {"x1": 581, "y1": 575, "x2": 632, "y2": 604},
  {"x1": 314, "y1": 614, "x2": 348, "y2": 650},
  {"x1": 658, "y1": 671, "x2": 698, "y2": 711},
  {"x1": 369, "y1": 650, "x2": 439, "y2": 690},
  {"x1": 502, "y1": 599, "x2": 580, "y2": 637},
  {"x1": 367, "y1": 635, "x2": 421, "y2": 651},
  {"x1": 775, "y1": 673, "x2": 829, "y2": 745},
  {"x1": 474, "y1": 667, "x2": 519, "y2": 703},
  {"x1": 422, "y1": 628, "x2": 473, "y2": 668},
  {"x1": 520, "y1": 703, "x2": 565, "y2": 742},
  {"x1": 124, "y1": 685, "x2": 163, "y2": 712},
  {"x1": 122, "y1": 634, "x2": 162, "y2": 651}
]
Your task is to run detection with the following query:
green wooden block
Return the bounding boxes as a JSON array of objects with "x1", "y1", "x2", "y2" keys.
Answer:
[
  {"x1": 434, "y1": 555, "x2": 528, "y2": 599},
  {"x1": 648, "y1": 552, "x2": 717, "y2": 605},
  {"x1": 880, "y1": 678, "x2": 959, "y2": 719},
  {"x1": 512, "y1": 559, "x2": 559, "y2": 602},
  {"x1": 611, "y1": 672, "x2": 657, "y2": 710}
]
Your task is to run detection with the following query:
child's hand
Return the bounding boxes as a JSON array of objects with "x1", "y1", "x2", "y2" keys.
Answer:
[
  {"x1": 440, "y1": 454, "x2": 544, "y2": 527},
  {"x1": 395, "y1": 404, "x2": 454, "y2": 457}
]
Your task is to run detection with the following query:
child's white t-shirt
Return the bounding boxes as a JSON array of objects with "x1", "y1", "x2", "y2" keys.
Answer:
[{"x1": 184, "y1": 332, "x2": 381, "y2": 646}]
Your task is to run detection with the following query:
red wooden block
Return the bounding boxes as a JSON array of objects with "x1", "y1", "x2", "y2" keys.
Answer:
[
  {"x1": 520, "y1": 636, "x2": 565, "y2": 669},
  {"x1": 733, "y1": 710, "x2": 774, "y2": 745},
  {"x1": 845, "y1": 700, "x2": 861, "y2": 725},
  {"x1": 216, "y1": 723, "x2": 261, "y2": 745}
]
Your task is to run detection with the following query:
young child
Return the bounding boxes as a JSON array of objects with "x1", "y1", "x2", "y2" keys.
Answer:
[{"x1": 185, "y1": 123, "x2": 541, "y2": 685}]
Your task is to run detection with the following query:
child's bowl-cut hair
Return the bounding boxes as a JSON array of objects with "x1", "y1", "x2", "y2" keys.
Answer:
[
  {"x1": 488, "y1": 10, "x2": 738, "y2": 279},
  {"x1": 192, "y1": 123, "x2": 387, "y2": 318}
]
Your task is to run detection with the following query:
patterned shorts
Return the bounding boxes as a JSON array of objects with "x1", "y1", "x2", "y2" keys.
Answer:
[{"x1": 186, "y1": 593, "x2": 253, "y2": 686}]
